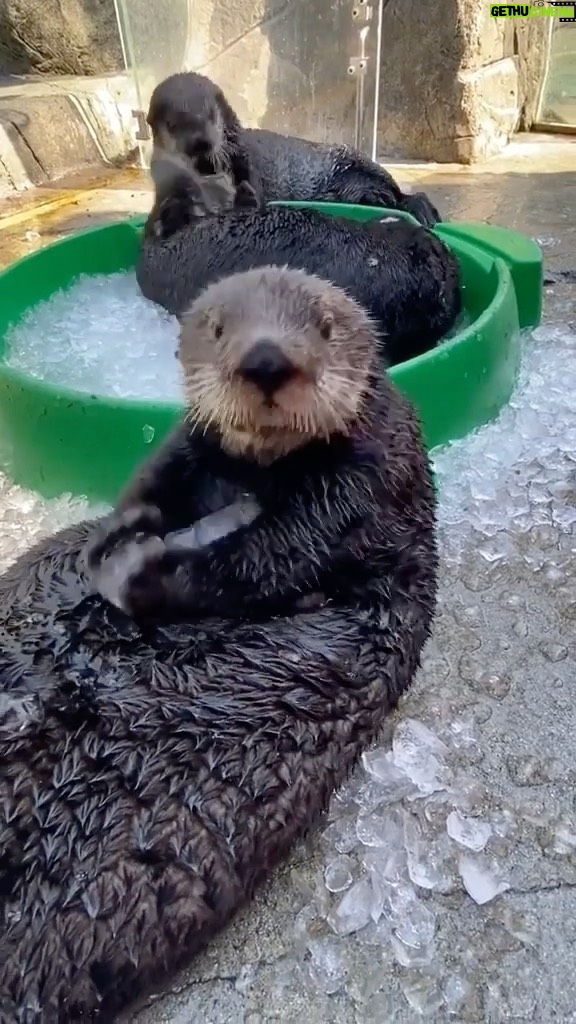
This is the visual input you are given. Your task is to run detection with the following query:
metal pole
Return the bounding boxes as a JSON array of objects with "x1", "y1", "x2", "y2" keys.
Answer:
[{"x1": 371, "y1": 0, "x2": 384, "y2": 162}]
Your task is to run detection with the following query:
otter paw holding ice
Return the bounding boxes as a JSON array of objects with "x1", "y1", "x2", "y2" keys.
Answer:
[
  {"x1": 102, "y1": 548, "x2": 188, "y2": 623},
  {"x1": 85, "y1": 504, "x2": 166, "y2": 614}
]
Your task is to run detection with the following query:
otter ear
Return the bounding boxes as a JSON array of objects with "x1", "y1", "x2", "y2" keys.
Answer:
[{"x1": 319, "y1": 311, "x2": 334, "y2": 341}]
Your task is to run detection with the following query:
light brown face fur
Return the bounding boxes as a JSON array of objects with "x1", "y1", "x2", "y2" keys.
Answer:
[
  {"x1": 178, "y1": 266, "x2": 378, "y2": 462},
  {"x1": 150, "y1": 108, "x2": 226, "y2": 167}
]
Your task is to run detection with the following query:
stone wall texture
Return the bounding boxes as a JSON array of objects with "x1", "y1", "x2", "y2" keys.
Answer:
[{"x1": 0, "y1": 0, "x2": 550, "y2": 163}]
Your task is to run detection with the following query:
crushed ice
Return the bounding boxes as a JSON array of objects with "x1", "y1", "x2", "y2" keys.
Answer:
[
  {"x1": 4, "y1": 272, "x2": 183, "y2": 401},
  {"x1": 0, "y1": 319, "x2": 574, "y2": 1018},
  {"x1": 274, "y1": 323, "x2": 576, "y2": 1016}
]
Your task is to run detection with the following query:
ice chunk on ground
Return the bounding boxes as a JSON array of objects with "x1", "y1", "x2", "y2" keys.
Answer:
[
  {"x1": 324, "y1": 856, "x2": 354, "y2": 893},
  {"x1": 327, "y1": 876, "x2": 375, "y2": 936},
  {"x1": 356, "y1": 808, "x2": 403, "y2": 849},
  {"x1": 361, "y1": 747, "x2": 417, "y2": 802},
  {"x1": 404, "y1": 815, "x2": 455, "y2": 891},
  {"x1": 4, "y1": 271, "x2": 182, "y2": 401},
  {"x1": 458, "y1": 854, "x2": 510, "y2": 905},
  {"x1": 390, "y1": 932, "x2": 436, "y2": 969},
  {"x1": 305, "y1": 938, "x2": 347, "y2": 995},
  {"x1": 393, "y1": 898, "x2": 436, "y2": 949},
  {"x1": 401, "y1": 972, "x2": 444, "y2": 1016},
  {"x1": 446, "y1": 810, "x2": 492, "y2": 851},
  {"x1": 392, "y1": 719, "x2": 450, "y2": 795},
  {"x1": 443, "y1": 974, "x2": 473, "y2": 1014}
]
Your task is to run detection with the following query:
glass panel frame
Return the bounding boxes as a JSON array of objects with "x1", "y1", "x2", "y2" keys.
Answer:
[
  {"x1": 113, "y1": 0, "x2": 385, "y2": 166},
  {"x1": 534, "y1": 19, "x2": 576, "y2": 131}
]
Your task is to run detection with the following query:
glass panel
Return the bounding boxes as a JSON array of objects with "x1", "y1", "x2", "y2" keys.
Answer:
[
  {"x1": 113, "y1": 0, "x2": 384, "y2": 166},
  {"x1": 535, "y1": 20, "x2": 576, "y2": 128},
  {"x1": 113, "y1": 0, "x2": 192, "y2": 165}
]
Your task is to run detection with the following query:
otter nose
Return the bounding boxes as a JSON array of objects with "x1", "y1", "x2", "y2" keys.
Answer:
[{"x1": 237, "y1": 340, "x2": 296, "y2": 398}]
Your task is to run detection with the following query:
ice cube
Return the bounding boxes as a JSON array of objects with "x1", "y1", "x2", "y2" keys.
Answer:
[
  {"x1": 392, "y1": 719, "x2": 450, "y2": 795},
  {"x1": 324, "y1": 855, "x2": 354, "y2": 893},
  {"x1": 327, "y1": 876, "x2": 375, "y2": 936},
  {"x1": 458, "y1": 854, "x2": 510, "y2": 905},
  {"x1": 361, "y1": 747, "x2": 416, "y2": 802},
  {"x1": 443, "y1": 973, "x2": 473, "y2": 1014},
  {"x1": 446, "y1": 810, "x2": 492, "y2": 852},
  {"x1": 393, "y1": 899, "x2": 436, "y2": 949},
  {"x1": 306, "y1": 937, "x2": 347, "y2": 995},
  {"x1": 401, "y1": 972, "x2": 443, "y2": 1016},
  {"x1": 5, "y1": 271, "x2": 182, "y2": 401},
  {"x1": 321, "y1": 818, "x2": 358, "y2": 854},
  {"x1": 356, "y1": 808, "x2": 404, "y2": 849},
  {"x1": 404, "y1": 815, "x2": 454, "y2": 891},
  {"x1": 390, "y1": 932, "x2": 435, "y2": 968}
]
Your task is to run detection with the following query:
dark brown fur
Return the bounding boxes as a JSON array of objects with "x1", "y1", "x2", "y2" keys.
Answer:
[
  {"x1": 146, "y1": 71, "x2": 441, "y2": 227},
  {"x1": 0, "y1": 269, "x2": 437, "y2": 1022},
  {"x1": 144, "y1": 150, "x2": 239, "y2": 241},
  {"x1": 137, "y1": 159, "x2": 461, "y2": 367}
]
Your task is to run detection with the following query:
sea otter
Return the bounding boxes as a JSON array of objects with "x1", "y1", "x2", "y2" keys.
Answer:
[
  {"x1": 138, "y1": 155, "x2": 461, "y2": 367},
  {"x1": 0, "y1": 266, "x2": 437, "y2": 1022},
  {"x1": 146, "y1": 70, "x2": 441, "y2": 227}
]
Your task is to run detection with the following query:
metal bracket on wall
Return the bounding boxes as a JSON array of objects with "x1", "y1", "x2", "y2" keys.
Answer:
[
  {"x1": 352, "y1": 0, "x2": 373, "y2": 22},
  {"x1": 348, "y1": 54, "x2": 370, "y2": 151},
  {"x1": 131, "y1": 109, "x2": 151, "y2": 141},
  {"x1": 349, "y1": 0, "x2": 372, "y2": 153}
]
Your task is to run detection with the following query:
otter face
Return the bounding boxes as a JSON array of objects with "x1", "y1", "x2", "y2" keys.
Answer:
[
  {"x1": 147, "y1": 73, "x2": 226, "y2": 172},
  {"x1": 178, "y1": 267, "x2": 377, "y2": 461}
]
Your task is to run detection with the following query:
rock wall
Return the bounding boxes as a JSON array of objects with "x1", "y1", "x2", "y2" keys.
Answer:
[
  {"x1": 0, "y1": 0, "x2": 123, "y2": 76},
  {"x1": 0, "y1": 0, "x2": 550, "y2": 163}
]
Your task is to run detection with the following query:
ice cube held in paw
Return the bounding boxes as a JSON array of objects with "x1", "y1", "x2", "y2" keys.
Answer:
[
  {"x1": 165, "y1": 497, "x2": 261, "y2": 550},
  {"x1": 95, "y1": 536, "x2": 165, "y2": 611}
]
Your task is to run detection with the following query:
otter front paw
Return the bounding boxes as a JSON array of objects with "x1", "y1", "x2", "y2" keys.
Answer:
[
  {"x1": 234, "y1": 180, "x2": 260, "y2": 210},
  {"x1": 113, "y1": 549, "x2": 184, "y2": 621},
  {"x1": 85, "y1": 505, "x2": 166, "y2": 613}
]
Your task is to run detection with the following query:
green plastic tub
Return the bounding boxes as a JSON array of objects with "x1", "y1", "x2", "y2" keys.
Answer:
[{"x1": 0, "y1": 201, "x2": 543, "y2": 503}]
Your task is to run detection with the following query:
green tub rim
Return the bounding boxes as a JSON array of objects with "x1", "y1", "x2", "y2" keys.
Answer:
[{"x1": 0, "y1": 201, "x2": 543, "y2": 502}]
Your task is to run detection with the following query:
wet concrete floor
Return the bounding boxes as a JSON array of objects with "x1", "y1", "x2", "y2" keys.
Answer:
[{"x1": 0, "y1": 133, "x2": 575, "y2": 1024}]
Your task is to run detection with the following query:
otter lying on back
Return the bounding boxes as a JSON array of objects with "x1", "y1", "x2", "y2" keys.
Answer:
[
  {"x1": 138, "y1": 155, "x2": 461, "y2": 367},
  {"x1": 0, "y1": 267, "x2": 437, "y2": 1022},
  {"x1": 146, "y1": 70, "x2": 441, "y2": 227}
]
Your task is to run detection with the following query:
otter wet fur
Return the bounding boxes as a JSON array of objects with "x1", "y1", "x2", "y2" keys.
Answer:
[
  {"x1": 144, "y1": 150, "x2": 237, "y2": 241},
  {"x1": 137, "y1": 163, "x2": 461, "y2": 366},
  {"x1": 0, "y1": 267, "x2": 438, "y2": 1022},
  {"x1": 146, "y1": 70, "x2": 441, "y2": 227}
]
